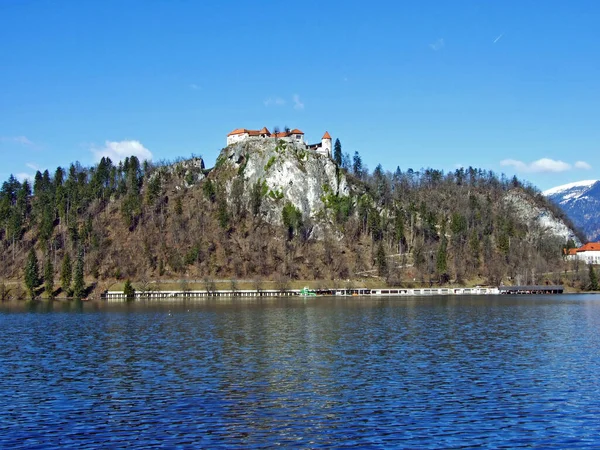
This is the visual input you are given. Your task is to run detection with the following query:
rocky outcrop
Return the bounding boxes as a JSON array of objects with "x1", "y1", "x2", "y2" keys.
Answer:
[
  {"x1": 217, "y1": 138, "x2": 349, "y2": 225},
  {"x1": 149, "y1": 156, "x2": 205, "y2": 190},
  {"x1": 504, "y1": 189, "x2": 580, "y2": 245}
]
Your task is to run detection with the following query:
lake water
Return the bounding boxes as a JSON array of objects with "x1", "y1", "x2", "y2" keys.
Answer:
[{"x1": 2, "y1": 294, "x2": 600, "y2": 448}]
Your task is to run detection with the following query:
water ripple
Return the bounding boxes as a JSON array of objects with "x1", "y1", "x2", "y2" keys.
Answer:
[{"x1": 1, "y1": 295, "x2": 600, "y2": 447}]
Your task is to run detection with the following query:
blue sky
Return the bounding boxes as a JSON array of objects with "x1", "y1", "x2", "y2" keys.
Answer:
[{"x1": 1, "y1": 0, "x2": 599, "y2": 191}]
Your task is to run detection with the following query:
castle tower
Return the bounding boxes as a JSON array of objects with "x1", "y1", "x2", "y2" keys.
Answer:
[{"x1": 321, "y1": 131, "x2": 332, "y2": 157}]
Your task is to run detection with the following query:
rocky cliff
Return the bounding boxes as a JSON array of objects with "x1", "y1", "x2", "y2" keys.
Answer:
[
  {"x1": 504, "y1": 190, "x2": 581, "y2": 245},
  {"x1": 216, "y1": 138, "x2": 350, "y2": 226}
]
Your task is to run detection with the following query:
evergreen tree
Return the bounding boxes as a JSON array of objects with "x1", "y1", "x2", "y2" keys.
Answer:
[
  {"x1": 352, "y1": 151, "x2": 363, "y2": 178},
  {"x1": 72, "y1": 247, "x2": 85, "y2": 299},
  {"x1": 282, "y1": 202, "x2": 302, "y2": 240},
  {"x1": 376, "y1": 242, "x2": 387, "y2": 277},
  {"x1": 589, "y1": 264, "x2": 599, "y2": 291},
  {"x1": 24, "y1": 248, "x2": 40, "y2": 299},
  {"x1": 123, "y1": 279, "x2": 135, "y2": 301},
  {"x1": 60, "y1": 253, "x2": 72, "y2": 295},
  {"x1": 394, "y1": 210, "x2": 405, "y2": 250},
  {"x1": 146, "y1": 173, "x2": 161, "y2": 205},
  {"x1": 333, "y1": 139, "x2": 342, "y2": 166},
  {"x1": 203, "y1": 178, "x2": 216, "y2": 203},
  {"x1": 44, "y1": 254, "x2": 54, "y2": 299},
  {"x1": 436, "y1": 235, "x2": 448, "y2": 277},
  {"x1": 174, "y1": 196, "x2": 183, "y2": 216}
]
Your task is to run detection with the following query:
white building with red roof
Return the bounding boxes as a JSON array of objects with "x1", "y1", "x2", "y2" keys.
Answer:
[
  {"x1": 566, "y1": 242, "x2": 600, "y2": 264},
  {"x1": 226, "y1": 127, "x2": 332, "y2": 158}
]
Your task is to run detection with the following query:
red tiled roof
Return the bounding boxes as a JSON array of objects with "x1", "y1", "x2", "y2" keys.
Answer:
[
  {"x1": 564, "y1": 248, "x2": 578, "y2": 255},
  {"x1": 227, "y1": 128, "x2": 247, "y2": 136},
  {"x1": 228, "y1": 127, "x2": 304, "y2": 138},
  {"x1": 577, "y1": 242, "x2": 600, "y2": 252},
  {"x1": 322, "y1": 131, "x2": 331, "y2": 139}
]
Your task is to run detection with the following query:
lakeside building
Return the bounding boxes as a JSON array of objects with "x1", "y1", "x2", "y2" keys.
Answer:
[
  {"x1": 565, "y1": 242, "x2": 600, "y2": 264},
  {"x1": 226, "y1": 127, "x2": 332, "y2": 158}
]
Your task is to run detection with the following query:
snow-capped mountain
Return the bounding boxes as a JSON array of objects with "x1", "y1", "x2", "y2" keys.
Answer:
[{"x1": 543, "y1": 180, "x2": 600, "y2": 242}]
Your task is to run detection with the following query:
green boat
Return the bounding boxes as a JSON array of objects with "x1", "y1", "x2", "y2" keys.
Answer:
[{"x1": 300, "y1": 287, "x2": 317, "y2": 296}]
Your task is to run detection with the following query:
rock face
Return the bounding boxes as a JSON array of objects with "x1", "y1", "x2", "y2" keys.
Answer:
[
  {"x1": 218, "y1": 138, "x2": 349, "y2": 224},
  {"x1": 504, "y1": 190, "x2": 581, "y2": 245},
  {"x1": 543, "y1": 180, "x2": 600, "y2": 242},
  {"x1": 150, "y1": 156, "x2": 206, "y2": 190}
]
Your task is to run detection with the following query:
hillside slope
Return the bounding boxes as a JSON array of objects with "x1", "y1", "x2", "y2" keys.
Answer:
[{"x1": 0, "y1": 142, "x2": 583, "y2": 296}]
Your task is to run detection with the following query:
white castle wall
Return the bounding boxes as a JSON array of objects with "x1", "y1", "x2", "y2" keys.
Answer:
[{"x1": 227, "y1": 133, "x2": 248, "y2": 146}]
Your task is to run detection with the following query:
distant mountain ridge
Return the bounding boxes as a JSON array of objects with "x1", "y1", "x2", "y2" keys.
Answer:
[{"x1": 543, "y1": 180, "x2": 600, "y2": 242}]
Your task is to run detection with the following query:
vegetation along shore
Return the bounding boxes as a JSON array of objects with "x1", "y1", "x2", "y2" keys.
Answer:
[{"x1": 1, "y1": 135, "x2": 598, "y2": 301}]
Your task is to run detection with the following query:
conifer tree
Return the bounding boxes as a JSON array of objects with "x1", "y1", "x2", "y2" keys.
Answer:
[
  {"x1": 24, "y1": 248, "x2": 40, "y2": 299},
  {"x1": 333, "y1": 139, "x2": 342, "y2": 166},
  {"x1": 72, "y1": 247, "x2": 85, "y2": 299},
  {"x1": 589, "y1": 264, "x2": 599, "y2": 291},
  {"x1": 436, "y1": 235, "x2": 448, "y2": 277},
  {"x1": 44, "y1": 254, "x2": 54, "y2": 299},
  {"x1": 123, "y1": 279, "x2": 135, "y2": 301},
  {"x1": 60, "y1": 253, "x2": 72, "y2": 295},
  {"x1": 352, "y1": 151, "x2": 363, "y2": 178},
  {"x1": 376, "y1": 242, "x2": 387, "y2": 277}
]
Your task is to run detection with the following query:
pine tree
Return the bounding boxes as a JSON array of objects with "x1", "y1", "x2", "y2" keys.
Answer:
[
  {"x1": 436, "y1": 235, "x2": 448, "y2": 276},
  {"x1": 589, "y1": 264, "x2": 599, "y2": 291},
  {"x1": 60, "y1": 253, "x2": 72, "y2": 295},
  {"x1": 333, "y1": 139, "x2": 342, "y2": 166},
  {"x1": 352, "y1": 151, "x2": 363, "y2": 178},
  {"x1": 174, "y1": 196, "x2": 183, "y2": 215},
  {"x1": 24, "y1": 248, "x2": 40, "y2": 299},
  {"x1": 72, "y1": 247, "x2": 85, "y2": 299},
  {"x1": 44, "y1": 254, "x2": 54, "y2": 299},
  {"x1": 123, "y1": 279, "x2": 135, "y2": 301},
  {"x1": 376, "y1": 242, "x2": 387, "y2": 277}
]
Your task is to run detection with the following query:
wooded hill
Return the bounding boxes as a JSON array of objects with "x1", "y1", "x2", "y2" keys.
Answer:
[{"x1": 0, "y1": 139, "x2": 589, "y2": 298}]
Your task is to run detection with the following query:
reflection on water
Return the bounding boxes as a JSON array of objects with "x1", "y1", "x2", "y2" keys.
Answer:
[{"x1": 1, "y1": 295, "x2": 600, "y2": 447}]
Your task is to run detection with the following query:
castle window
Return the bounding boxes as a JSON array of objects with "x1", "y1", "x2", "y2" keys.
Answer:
[{"x1": 296, "y1": 135, "x2": 302, "y2": 139}]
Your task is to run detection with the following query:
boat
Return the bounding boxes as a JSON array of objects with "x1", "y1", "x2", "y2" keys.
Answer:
[{"x1": 300, "y1": 287, "x2": 317, "y2": 297}]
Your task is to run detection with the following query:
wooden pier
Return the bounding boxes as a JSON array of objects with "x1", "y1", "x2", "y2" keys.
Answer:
[
  {"x1": 499, "y1": 285, "x2": 564, "y2": 295},
  {"x1": 102, "y1": 286, "x2": 504, "y2": 301},
  {"x1": 102, "y1": 285, "x2": 567, "y2": 301}
]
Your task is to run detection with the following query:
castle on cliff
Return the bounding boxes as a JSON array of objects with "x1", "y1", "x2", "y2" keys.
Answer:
[{"x1": 226, "y1": 127, "x2": 332, "y2": 158}]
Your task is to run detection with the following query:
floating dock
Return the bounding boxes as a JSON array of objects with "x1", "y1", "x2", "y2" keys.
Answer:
[
  {"x1": 499, "y1": 285, "x2": 564, "y2": 295},
  {"x1": 102, "y1": 285, "x2": 514, "y2": 301}
]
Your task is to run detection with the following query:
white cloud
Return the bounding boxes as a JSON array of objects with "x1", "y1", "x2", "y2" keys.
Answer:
[
  {"x1": 500, "y1": 158, "x2": 572, "y2": 173},
  {"x1": 530, "y1": 158, "x2": 572, "y2": 172},
  {"x1": 15, "y1": 172, "x2": 34, "y2": 182},
  {"x1": 429, "y1": 38, "x2": 445, "y2": 51},
  {"x1": 293, "y1": 94, "x2": 304, "y2": 110},
  {"x1": 264, "y1": 97, "x2": 286, "y2": 107},
  {"x1": 574, "y1": 161, "x2": 592, "y2": 170},
  {"x1": 493, "y1": 33, "x2": 504, "y2": 44},
  {"x1": 26, "y1": 162, "x2": 40, "y2": 171},
  {"x1": 190, "y1": 83, "x2": 200, "y2": 90},
  {"x1": 1, "y1": 135, "x2": 35, "y2": 146},
  {"x1": 92, "y1": 140, "x2": 153, "y2": 163}
]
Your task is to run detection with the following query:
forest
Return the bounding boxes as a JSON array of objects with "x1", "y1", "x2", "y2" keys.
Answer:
[{"x1": 0, "y1": 139, "x2": 592, "y2": 299}]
